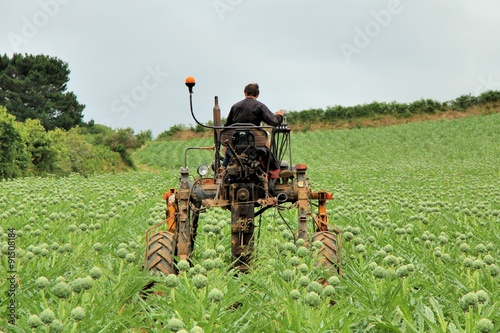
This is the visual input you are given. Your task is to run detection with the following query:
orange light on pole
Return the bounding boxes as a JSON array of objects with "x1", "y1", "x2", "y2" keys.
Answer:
[{"x1": 185, "y1": 76, "x2": 196, "y2": 93}]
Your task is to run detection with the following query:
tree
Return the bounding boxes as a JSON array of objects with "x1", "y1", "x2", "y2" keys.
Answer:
[
  {"x1": 47, "y1": 128, "x2": 72, "y2": 175},
  {"x1": 0, "y1": 106, "x2": 30, "y2": 179},
  {"x1": 0, "y1": 53, "x2": 85, "y2": 130},
  {"x1": 48, "y1": 128, "x2": 125, "y2": 176},
  {"x1": 136, "y1": 129, "x2": 153, "y2": 146},
  {"x1": 103, "y1": 128, "x2": 139, "y2": 168},
  {"x1": 19, "y1": 119, "x2": 57, "y2": 174},
  {"x1": 62, "y1": 128, "x2": 103, "y2": 175}
]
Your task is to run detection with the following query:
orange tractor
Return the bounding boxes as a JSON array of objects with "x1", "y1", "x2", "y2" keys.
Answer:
[{"x1": 145, "y1": 78, "x2": 341, "y2": 275}]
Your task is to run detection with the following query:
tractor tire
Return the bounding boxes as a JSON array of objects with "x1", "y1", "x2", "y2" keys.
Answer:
[
  {"x1": 312, "y1": 231, "x2": 341, "y2": 276},
  {"x1": 146, "y1": 231, "x2": 176, "y2": 275}
]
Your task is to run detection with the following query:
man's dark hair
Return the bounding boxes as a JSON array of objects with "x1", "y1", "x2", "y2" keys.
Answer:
[{"x1": 244, "y1": 83, "x2": 259, "y2": 97}]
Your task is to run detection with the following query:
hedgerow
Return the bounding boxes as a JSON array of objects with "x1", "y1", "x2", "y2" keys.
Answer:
[{"x1": 285, "y1": 90, "x2": 500, "y2": 124}]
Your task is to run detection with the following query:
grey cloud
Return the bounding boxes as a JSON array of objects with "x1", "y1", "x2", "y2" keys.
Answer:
[{"x1": 1, "y1": 0, "x2": 499, "y2": 135}]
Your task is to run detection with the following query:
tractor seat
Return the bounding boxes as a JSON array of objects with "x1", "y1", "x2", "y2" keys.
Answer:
[{"x1": 220, "y1": 124, "x2": 269, "y2": 148}]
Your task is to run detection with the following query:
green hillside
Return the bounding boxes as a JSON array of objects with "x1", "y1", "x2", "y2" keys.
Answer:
[{"x1": 135, "y1": 113, "x2": 500, "y2": 181}]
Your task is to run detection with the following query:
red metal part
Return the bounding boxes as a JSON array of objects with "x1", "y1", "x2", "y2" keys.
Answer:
[{"x1": 295, "y1": 163, "x2": 307, "y2": 171}]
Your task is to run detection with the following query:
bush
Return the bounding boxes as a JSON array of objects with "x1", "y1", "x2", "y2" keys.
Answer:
[
  {"x1": 19, "y1": 119, "x2": 58, "y2": 175},
  {"x1": 451, "y1": 94, "x2": 478, "y2": 110},
  {"x1": 63, "y1": 128, "x2": 124, "y2": 175},
  {"x1": 103, "y1": 128, "x2": 139, "y2": 169},
  {"x1": 0, "y1": 107, "x2": 30, "y2": 179},
  {"x1": 287, "y1": 91, "x2": 499, "y2": 124},
  {"x1": 477, "y1": 90, "x2": 500, "y2": 104},
  {"x1": 156, "y1": 124, "x2": 187, "y2": 141},
  {"x1": 0, "y1": 107, "x2": 138, "y2": 178},
  {"x1": 77, "y1": 123, "x2": 115, "y2": 146},
  {"x1": 136, "y1": 129, "x2": 153, "y2": 146}
]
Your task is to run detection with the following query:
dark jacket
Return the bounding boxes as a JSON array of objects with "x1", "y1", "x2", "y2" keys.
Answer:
[{"x1": 225, "y1": 97, "x2": 283, "y2": 126}]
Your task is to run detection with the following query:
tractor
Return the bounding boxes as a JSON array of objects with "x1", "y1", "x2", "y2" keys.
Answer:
[{"x1": 144, "y1": 77, "x2": 341, "y2": 275}]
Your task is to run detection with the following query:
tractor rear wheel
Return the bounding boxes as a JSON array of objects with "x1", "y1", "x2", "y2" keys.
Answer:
[
  {"x1": 312, "y1": 231, "x2": 341, "y2": 276},
  {"x1": 146, "y1": 231, "x2": 177, "y2": 275}
]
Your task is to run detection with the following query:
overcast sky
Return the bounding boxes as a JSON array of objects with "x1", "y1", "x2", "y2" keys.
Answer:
[{"x1": 1, "y1": 1, "x2": 500, "y2": 136}]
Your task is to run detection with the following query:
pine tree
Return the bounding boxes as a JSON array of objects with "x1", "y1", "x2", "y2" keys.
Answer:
[{"x1": 0, "y1": 53, "x2": 85, "y2": 130}]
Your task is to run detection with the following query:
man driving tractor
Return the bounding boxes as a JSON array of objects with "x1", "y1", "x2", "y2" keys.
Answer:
[
  {"x1": 222, "y1": 83, "x2": 285, "y2": 168},
  {"x1": 225, "y1": 83, "x2": 285, "y2": 127}
]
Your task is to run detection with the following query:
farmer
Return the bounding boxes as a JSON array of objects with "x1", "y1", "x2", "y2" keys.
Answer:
[
  {"x1": 225, "y1": 83, "x2": 284, "y2": 127},
  {"x1": 222, "y1": 83, "x2": 284, "y2": 167}
]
